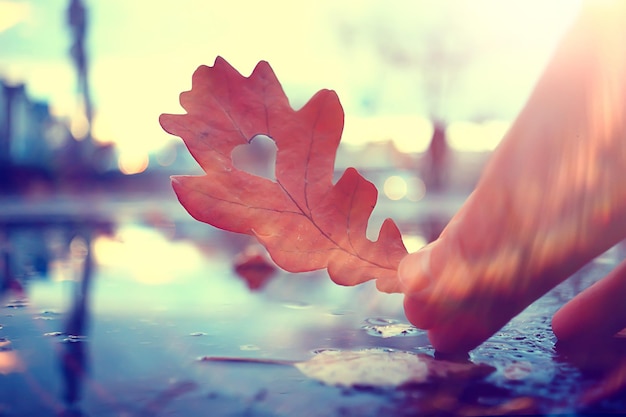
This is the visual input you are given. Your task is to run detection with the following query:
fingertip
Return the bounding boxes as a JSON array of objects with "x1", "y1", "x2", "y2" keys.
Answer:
[
  {"x1": 551, "y1": 305, "x2": 575, "y2": 341},
  {"x1": 403, "y1": 293, "x2": 433, "y2": 329},
  {"x1": 428, "y1": 327, "x2": 482, "y2": 354}
]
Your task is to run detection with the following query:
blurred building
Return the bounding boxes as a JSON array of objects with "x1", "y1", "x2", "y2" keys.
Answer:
[
  {"x1": 0, "y1": 78, "x2": 120, "y2": 194},
  {"x1": 4, "y1": 83, "x2": 55, "y2": 168},
  {"x1": 0, "y1": 80, "x2": 59, "y2": 169}
]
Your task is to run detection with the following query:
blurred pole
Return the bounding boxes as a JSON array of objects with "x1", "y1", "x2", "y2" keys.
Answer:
[
  {"x1": 425, "y1": 120, "x2": 449, "y2": 192},
  {"x1": 67, "y1": 0, "x2": 93, "y2": 148}
]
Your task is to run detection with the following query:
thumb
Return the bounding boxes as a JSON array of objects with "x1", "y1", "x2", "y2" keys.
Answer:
[{"x1": 398, "y1": 244, "x2": 434, "y2": 295}]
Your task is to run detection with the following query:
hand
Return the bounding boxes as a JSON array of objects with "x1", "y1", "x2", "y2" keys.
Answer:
[{"x1": 398, "y1": 0, "x2": 626, "y2": 353}]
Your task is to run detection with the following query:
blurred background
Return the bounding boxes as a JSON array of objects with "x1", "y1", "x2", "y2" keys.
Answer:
[
  {"x1": 0, "y1": 0, "x2": 586, "y2": 326},
  {"x1": 0, "y1": 0, "x2": 589, "y2": 316},
  {"x1": 0, "y1": 0, "x2": 582, "y2": 196},
  {"x1": 8, "y1": 2, "x2": 622, "y2": 415}
]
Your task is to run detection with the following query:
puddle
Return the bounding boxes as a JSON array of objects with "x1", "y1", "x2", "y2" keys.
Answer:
[{"x1": 0, "y1": 203, "x2": 625, "y2": 416}]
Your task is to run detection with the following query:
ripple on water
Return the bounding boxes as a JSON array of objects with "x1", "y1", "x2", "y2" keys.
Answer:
[
  {"x1": 0, "y1": 337, "x2": 12, "y2": 350},
  {"x1": 327, "y1": 309, "x2": 354, "y2": 316},
  {"x1": 41, "y1": 310, "x2": 61, "y2": 315},
  {"x1": 282, "y1": 301, "x2": 312, "y2": 310},
  {"x1": 311, "y1": 348, "x2": 341, "y2": 355},
  {"x1": 362, "y1": 317, "x2": 423, "y2": 338},
  {"x1": 4, "y1": 300, "x2": 27, "y2": 309},
  {"x1": 240, "y1": 344, "x2": 260, "y2": 351},
  {"x1": 62, "y1": 335, "x2": 87, "y2": 343}
]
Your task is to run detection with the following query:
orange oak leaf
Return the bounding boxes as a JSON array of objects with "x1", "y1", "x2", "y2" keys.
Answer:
[{"x1": 159, "y1": 57, "x2": 407, "y2": 292}]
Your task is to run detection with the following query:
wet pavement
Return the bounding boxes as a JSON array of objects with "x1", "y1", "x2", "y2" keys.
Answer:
[{"x1": 1, "y1": 193, "x2": 626, "y2": 416}]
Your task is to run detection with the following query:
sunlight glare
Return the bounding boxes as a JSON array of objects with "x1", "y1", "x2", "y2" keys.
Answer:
[
  {"x1": 156, "y1": 143, "x2": 177, "y2": 167},
  {"x1": 343, "y1": 115, "x2": 433, "y2": 153},
  {"x1": 93, "y1": 226, "x2": 204, "y2": 285},
  {"x1": 91, "y1": 111, "x2": 116, "y2": 145},
  {"x1": 406, "y1": 176, "x2": 426, "y2": 202},
  {"x1": 117, "y1": 151, "x2": 149, "y2": 175},
  {"x1": 383, "y1": 175, "x2": 408, "y2": 200},
  {"x1": 70, "y1": 113, "x2": 90, "y2": 140},
  {"x1": 447, "y1": 120, "x2": 510, "y2": 152},
  {"x1": 0, "y1": 350, "x2": 23, "y2": 375},
  {"x1": 0, "y1": 1, "x2": 29, "y2": 33},
  {"x1": 402, "y1": 234, "x2": 428, "y2": 253}
]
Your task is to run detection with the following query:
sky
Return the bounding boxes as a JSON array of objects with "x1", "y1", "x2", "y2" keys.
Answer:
[{"x1": 0, "y1": 0, "x2": 583, "y2": 165}]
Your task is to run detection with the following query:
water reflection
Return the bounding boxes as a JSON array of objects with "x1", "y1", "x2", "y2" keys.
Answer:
[
  {"x1": 59, "y1": 231, "x2": 92, "y2": 413},
  {"x1": 232, "y1": 244, "x2": 277, "y2": 291},
  {"x1": 1, "y1": 244, "x2": 23, "y2": 298},
  {"x1": 92, "y1": 225, "x2": 206, "y2": 285},
  {"x1": 0, "y1": 206, "x2": 624, "y2": 415},
  {"x1": 555, "y1": 337, "x2": 626, "y2": 410},
  {"x1": 0, "y1": 219, "x2": 110, "y2": 415},
  {"x1": 0, "y1": 338, "x2": 23, "y2": 375}
]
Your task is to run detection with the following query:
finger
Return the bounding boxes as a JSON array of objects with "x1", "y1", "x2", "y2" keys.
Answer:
[
  {"x1": 399, "y1": 244, "x2": 442, "y2": 329},
  {"x1": 397, "y1": 244, "x2": 434, "y2": 295},
  {"x1": 552, "y1": 257, "x2": 626, "y2": 341}
]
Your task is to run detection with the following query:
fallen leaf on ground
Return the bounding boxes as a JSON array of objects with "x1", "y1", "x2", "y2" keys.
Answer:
[
  {"x1": 294, "y1": 348, "x2": 495, "y2": 388},
  {"x1": 159, "y1": 57, "x2": 407, "y2": 292}
]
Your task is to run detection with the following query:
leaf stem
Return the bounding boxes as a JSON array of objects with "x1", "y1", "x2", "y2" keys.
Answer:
[{"x1": 197, "y1": 356, "x2": 296, "y2": 366}]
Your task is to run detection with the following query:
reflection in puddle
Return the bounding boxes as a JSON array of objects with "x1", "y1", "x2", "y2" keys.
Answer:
[
  {"x1": 0, "y1": 340, "x2": 23, "y2": 375},
  {"x1": 92, "y1": 225, "x2": 205, "y2": 285},
  {"x1": 362, "y1": 318, "x2": 423, "y2": 338}
]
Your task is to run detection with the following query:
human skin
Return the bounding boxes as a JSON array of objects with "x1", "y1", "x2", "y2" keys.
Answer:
[{"x1": 398, "y1": 1, "x2": 626, "y2": 353}]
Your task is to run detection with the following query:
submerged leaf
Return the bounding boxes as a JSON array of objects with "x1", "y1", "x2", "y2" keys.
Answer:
[{"x1": 160, "y1": 57, "x2": 407, "y2": 292}]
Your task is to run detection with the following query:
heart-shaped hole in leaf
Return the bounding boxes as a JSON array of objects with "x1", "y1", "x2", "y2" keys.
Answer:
[{"x1": 231, "y1": 134, "x2": 277, "y2": 181}]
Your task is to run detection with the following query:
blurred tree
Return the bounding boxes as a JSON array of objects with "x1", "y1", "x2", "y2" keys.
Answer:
[{"x1": 333, "y1": 2, "x2": 483, "y2": 191}]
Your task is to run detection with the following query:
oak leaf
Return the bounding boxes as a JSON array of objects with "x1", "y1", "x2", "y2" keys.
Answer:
[
  {"x1": 159, "y1": 57, "x2": 407, "y2": 292},
  {"x1": 294, "y1": 348, "x2": 495, "y2": 388}
]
